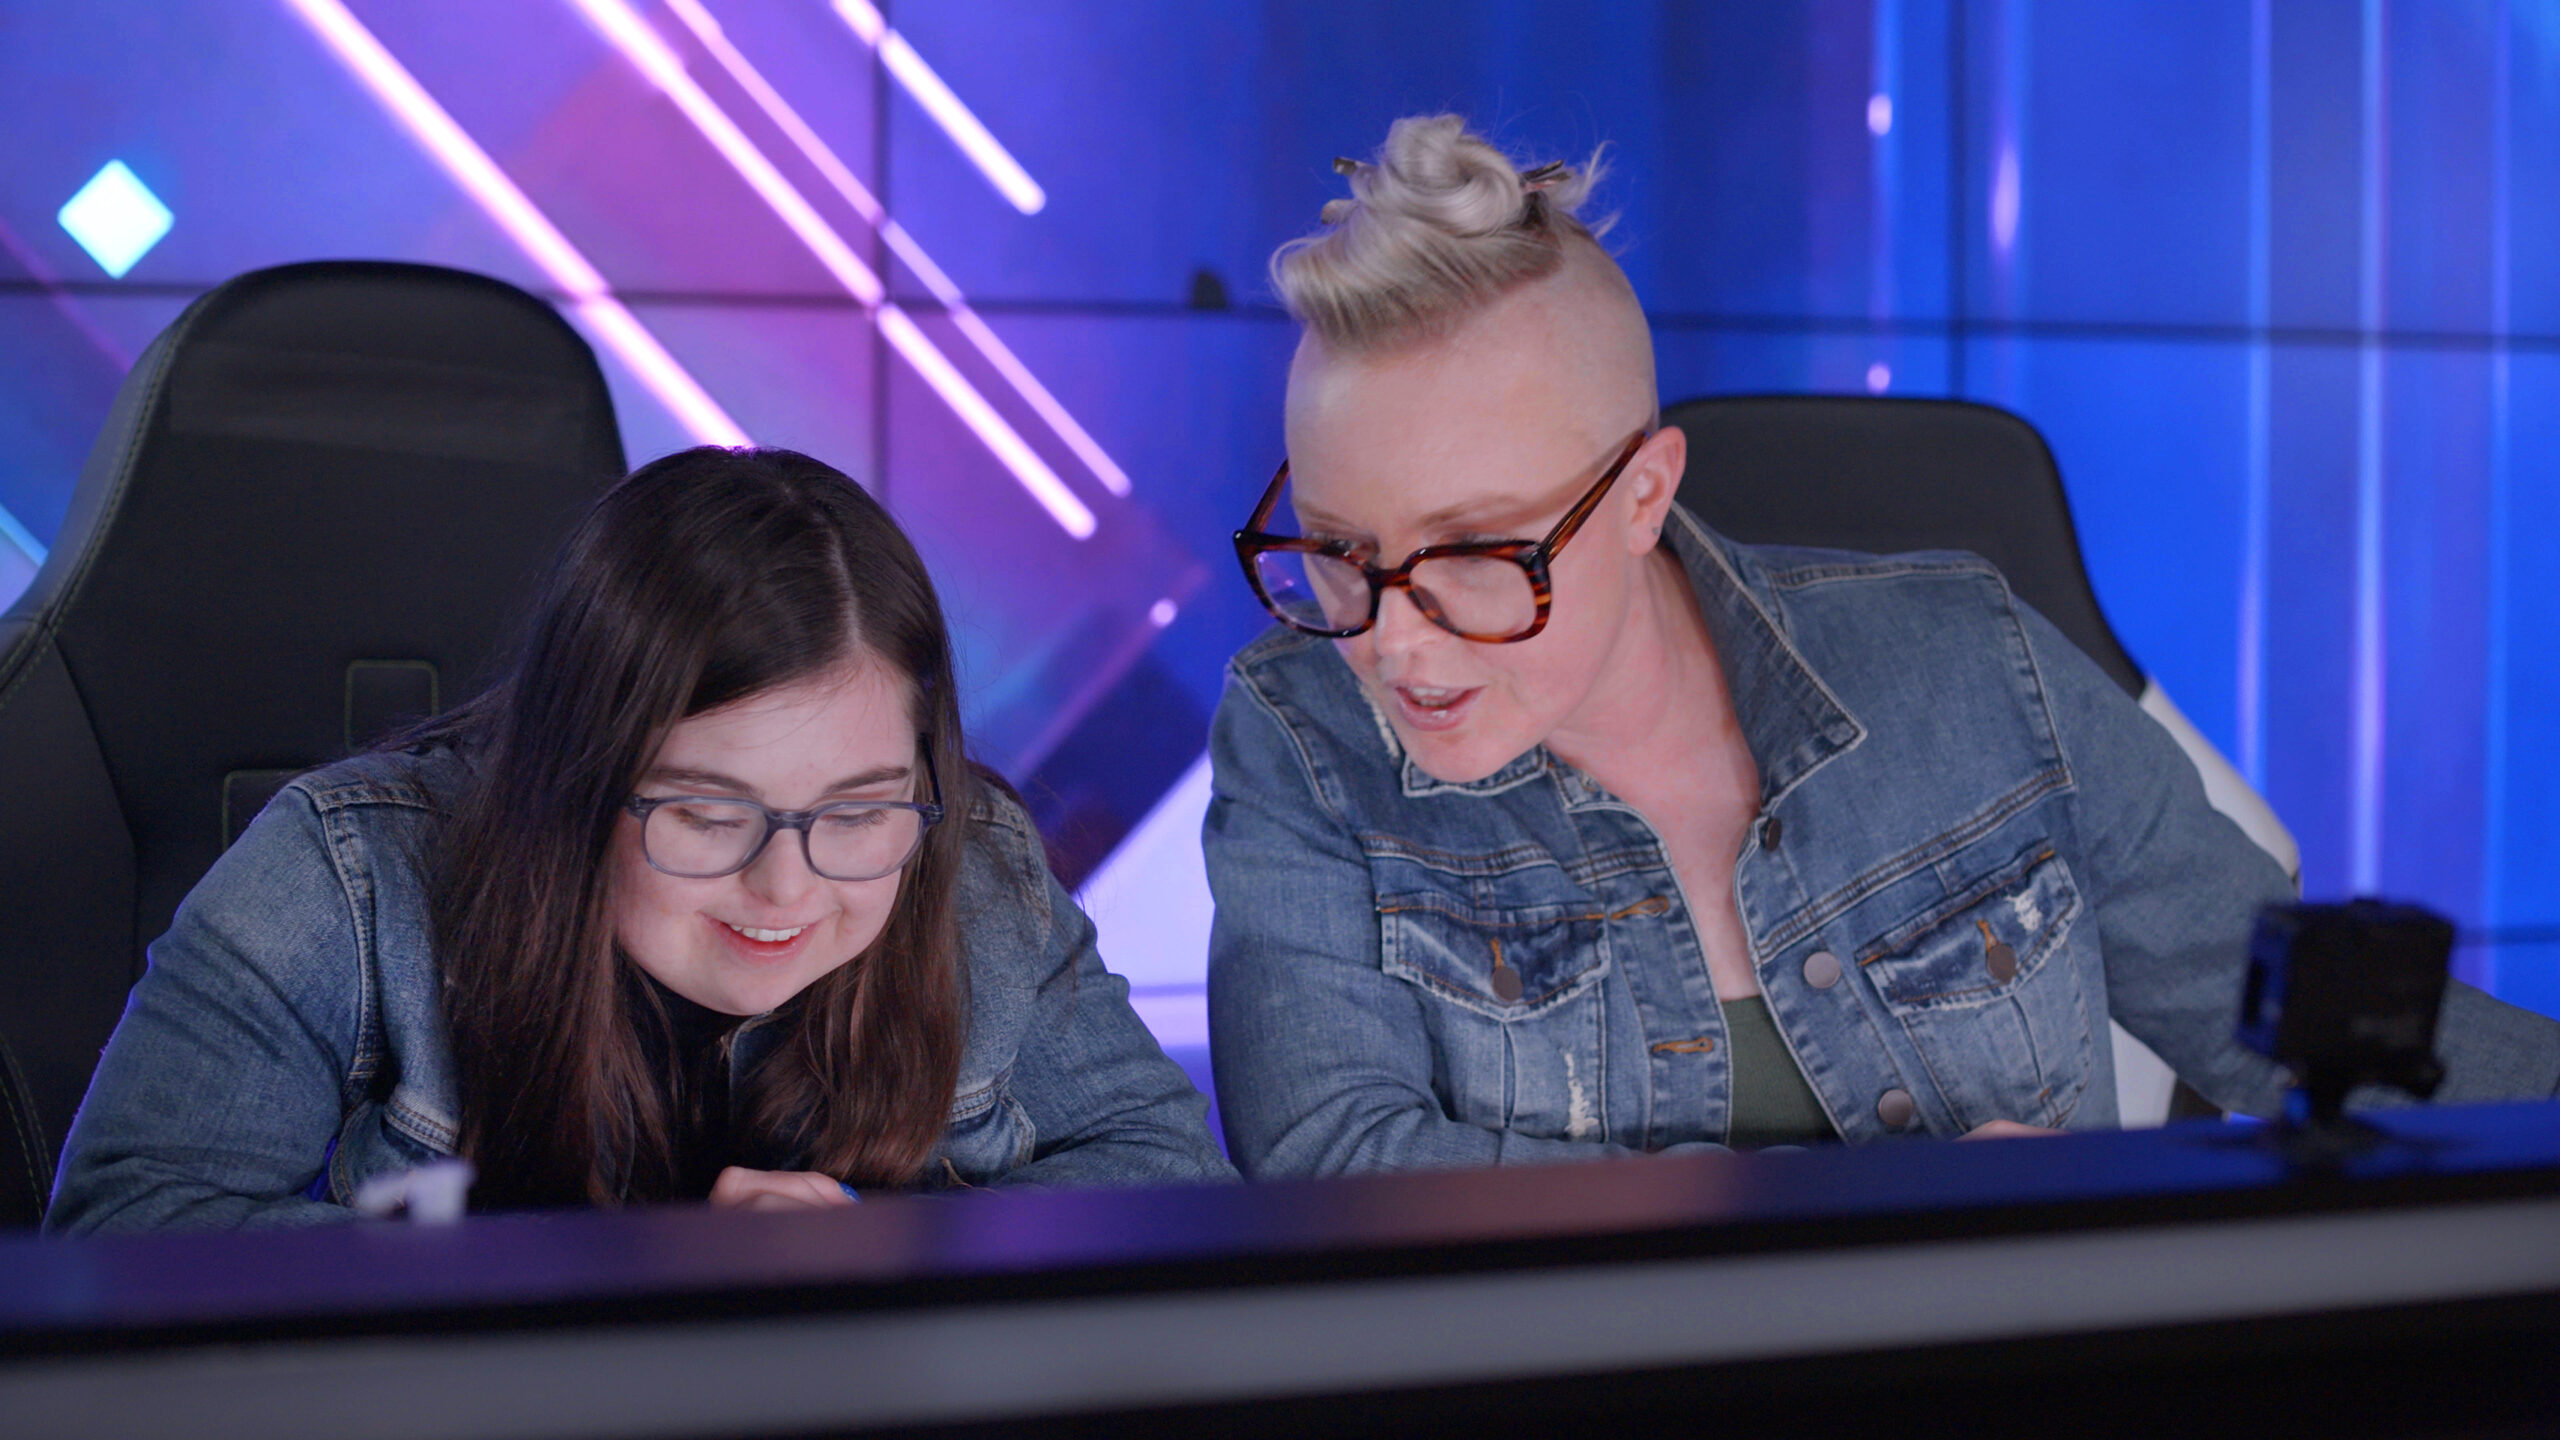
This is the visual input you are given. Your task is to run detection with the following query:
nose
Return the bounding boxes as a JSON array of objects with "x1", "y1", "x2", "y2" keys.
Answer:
[
  {"x1": 741, "y1": 824, "x2": 823, "y2": 907},
  {"x1": 1368, "y1": 582, "x2": 1444, "y2": 662}
]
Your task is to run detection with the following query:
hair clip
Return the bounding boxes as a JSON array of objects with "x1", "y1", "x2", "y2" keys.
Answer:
[
  {"x1": 1520, "y1": 161, "x2": 1569, "y2": 193},
  {"x1": 1333, "y1": 156, "x2": 1364, "y2": 176}
]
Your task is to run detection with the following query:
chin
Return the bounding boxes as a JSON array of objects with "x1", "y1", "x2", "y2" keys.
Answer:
[
  {"x1": 1397, "y1": 724, "x2": 1532, "y2": 787},
  {"x1": 716, "y1": 973, "x2": 815, "y2": 1016}
]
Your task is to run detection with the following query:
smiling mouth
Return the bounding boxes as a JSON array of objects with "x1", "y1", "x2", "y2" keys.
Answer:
[
  {"x1": 1391, "y1": 683, "x2": 1479, "y2": 732},
  {"x1": 724, "y1": 922, "x2": 807, "y2": 943},
  {"x1": 711, "y1": 912, "x2": 808, "y2": 948}
]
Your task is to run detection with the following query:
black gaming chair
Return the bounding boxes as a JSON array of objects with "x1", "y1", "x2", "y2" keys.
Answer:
[
  {"x1": 0, "y1": 261, "x2": 626, "y2": 1215},
  {"x1": 0, "y1": 1032, "x2": 45, "y2": 1226},
  {"x1": 1670, "y1": 395, "x2": 2142, "y2": 691},
  {"x1": 1665, "y1": 394, "x2": 2298, "y2": 1124}
]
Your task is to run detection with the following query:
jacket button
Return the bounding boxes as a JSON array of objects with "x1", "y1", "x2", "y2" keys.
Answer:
[
  {"x1": 1876, "y1": 1089, "x2": 1917, "y2": 1129},
  {"x1": 1801, "y1": 950, "x2": 1842, "y2": 989},
  {"x1": 1760, "y1": 814, "x2": 1784, "y2": 850}
]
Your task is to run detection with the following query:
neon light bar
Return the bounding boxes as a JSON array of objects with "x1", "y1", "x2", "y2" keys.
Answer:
[
  {"x1": 662, "y1": 0, "x2": 1130, "y2": 497},
  {"x1": 281, "y1": 0, "x2": 748, "y2": 447},
  {"x1": 565, "y1": 0, "x2": 881, "y2": 306},
  {"x1": 879, "y1": 305, "x2": 1094, "y2": 538},
  {"x1": 664, "y1": 0, "x2": 884, "y2": 225},
  {"x1": 892, "y1": 230, "x2": 1132, "y2": 496},
  {"x1": 2349, "y1": 0, "x2": 2388, "y2": 892},
  {"x1": 0, "y1": 502, "x2": 47, "y2": 568},
  {"x1": 572, "y1": 0, "x2": 1093, "y2": 539},
  {"x1": 830, "y1": 0, "x2": 1047, "y2": 215}
]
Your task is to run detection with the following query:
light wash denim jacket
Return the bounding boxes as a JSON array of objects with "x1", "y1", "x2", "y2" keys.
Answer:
[
  {"x1": 1205, "y1": 510, "x2": 2560, "y2": 1178},
  {"x1": 50, "y1": 747, "x2": 1233, "y2": 1233}
]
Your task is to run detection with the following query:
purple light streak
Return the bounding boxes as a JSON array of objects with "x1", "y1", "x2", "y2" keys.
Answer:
[
  {"x1": 661, "y1": 0, "x2": 1131, "y2": 498},
  {"x1": 831, "y1": 0, "x2": 1047, "y2": 215},
  {"x1": 568, "y1": 0, "x2": 880, "y2": 305},
  {"x1": 875, "y1": 305, "x2": 1093, "y2": 537},
  {"x1": 281, "y1": 0, "x2": 749, "y2": 448},
  {"x1": 569, "y1": 0, "x2": 1096, "y2": 539}
]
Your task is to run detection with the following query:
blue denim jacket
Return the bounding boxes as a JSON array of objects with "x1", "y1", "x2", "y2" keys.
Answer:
[
  {"x1": 50, "y1": 748, "x2": 1234, "y2": 1233},
  {"x1": 1205, "y1": 511, "x2": 2560, "y2": 1178}
]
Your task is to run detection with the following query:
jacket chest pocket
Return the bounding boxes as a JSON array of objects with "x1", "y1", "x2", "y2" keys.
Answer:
[
  {"x1": 1377, "y1": 888, "x2": 1611, "y2": 1142},
  {"x1": 1858, "y1": 846, "x2": 2093, "y2": 1131}
]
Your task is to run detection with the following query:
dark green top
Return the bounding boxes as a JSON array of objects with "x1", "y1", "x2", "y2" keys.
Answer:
[{"x1": 1722, "y1": 995, "x2": 1838, "y2": 1148}]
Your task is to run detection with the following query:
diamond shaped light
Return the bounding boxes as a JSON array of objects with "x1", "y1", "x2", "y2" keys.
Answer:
[{"x1": 58, "y1": 161, "x2": 173, "y2": 278}]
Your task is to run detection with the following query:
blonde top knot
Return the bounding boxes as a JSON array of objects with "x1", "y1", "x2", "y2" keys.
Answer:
[{"x1": 1272, "y1": 114, "x2": 1609, "y2": 353}]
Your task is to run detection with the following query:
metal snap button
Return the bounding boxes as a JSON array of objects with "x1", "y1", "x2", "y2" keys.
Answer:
[
  {"x1": 1760, "y1": 814, "x2": 1784, "y2": 850},
  {"x1": 1801, "y1": 950, "x2": 1842, "y2": 989},
  {"x1": 1876, "y1": 1088, "x2": 1917, "y2": 1129}
]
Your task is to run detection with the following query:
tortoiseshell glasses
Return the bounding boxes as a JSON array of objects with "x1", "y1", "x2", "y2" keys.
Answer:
[{"x1": 1232, "y1": 428, "x2": 1651, "y2": 644}]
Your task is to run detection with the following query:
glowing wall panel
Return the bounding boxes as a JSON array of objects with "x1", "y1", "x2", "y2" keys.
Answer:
[{"x1": 0, "y1": 0, "x2": 2554, "y2": 1038}]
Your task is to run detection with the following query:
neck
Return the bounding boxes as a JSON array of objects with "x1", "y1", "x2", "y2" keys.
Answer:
[{"x1": 1545, "y1": 547, "x2": 1751, "y2": 796}]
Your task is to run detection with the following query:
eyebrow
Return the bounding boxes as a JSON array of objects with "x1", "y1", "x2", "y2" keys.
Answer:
[
  {"x1": 1295, "y1": 491, "x2": 1552, "y2": 541},
  {"x1": 1293, "y1": 431, "x2": 1642, "y2": 540},
  {"x1": 644, "y1": 764, "x2": 911, "y2": 800}
]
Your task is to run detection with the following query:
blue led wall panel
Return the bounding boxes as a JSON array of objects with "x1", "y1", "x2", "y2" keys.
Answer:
[{"x1": 0, "y1": 0, "x2": 2553, "y2": 1032}]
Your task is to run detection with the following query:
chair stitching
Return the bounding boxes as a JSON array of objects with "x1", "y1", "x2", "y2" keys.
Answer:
[{"x1": 0, "y1": 1039, "x2": 54, "y2": 1207}]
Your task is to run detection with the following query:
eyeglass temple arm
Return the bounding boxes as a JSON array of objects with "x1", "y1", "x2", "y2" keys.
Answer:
[
  {"x1": 1540, "y1": 430, "x2": 1652, "y2": 556},
  {"x1": 1244, "y1": 461, "x2": 1291, "y2": 533}
]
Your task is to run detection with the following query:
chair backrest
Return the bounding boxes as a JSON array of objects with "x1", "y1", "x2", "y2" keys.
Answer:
[
  {"x1": 0, "y1": 1031, "x2": 47, "y2": 1227},
  {"x1": 1665, "y1": 394, "x2": 2144, "y2": 697},
  {"x1": 0, "y1": 261, "x2": 625, "y2": 1180}
]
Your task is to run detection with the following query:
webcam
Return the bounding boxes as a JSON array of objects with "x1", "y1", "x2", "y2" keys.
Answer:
[{"x1": 2238, "y1": 899, "x2": 2452, "y2": 1153}]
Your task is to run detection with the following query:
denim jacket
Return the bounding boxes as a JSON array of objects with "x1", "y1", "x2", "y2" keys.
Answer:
[
  {"x1": 50, "y1": 747, "x2": 1233, "y2": 1233},
  {"x1": 1205, "y1": 510, "x2": 2560, "y2": 1178}
]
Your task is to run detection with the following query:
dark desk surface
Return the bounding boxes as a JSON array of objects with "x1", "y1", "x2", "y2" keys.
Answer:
[{"x1": 6, "y1": 1104, "x2": 2560, "y2": 1440}]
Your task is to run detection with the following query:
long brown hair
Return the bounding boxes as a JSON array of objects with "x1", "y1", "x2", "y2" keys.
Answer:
[{"x1": 422, "y1": 447, "x2": 970, "y2": 1207}]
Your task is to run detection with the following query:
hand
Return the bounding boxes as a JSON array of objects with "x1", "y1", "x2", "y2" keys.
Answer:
[
  {"x1": 708, "y1": 1166, "x2": 859, "y2": 1211},
  {"x1": 1959, "y1": 1119, "x2": 2064, "y2": 1140}
]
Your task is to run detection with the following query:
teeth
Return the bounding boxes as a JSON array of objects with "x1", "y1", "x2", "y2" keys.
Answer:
[{"x1": 726, "y1": 922, "x2": 807, "y2": 943}]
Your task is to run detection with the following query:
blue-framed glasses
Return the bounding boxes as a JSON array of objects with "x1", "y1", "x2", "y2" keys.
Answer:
[{"x1": 623, "y1": 751, "x2": 944, "y2": 882}]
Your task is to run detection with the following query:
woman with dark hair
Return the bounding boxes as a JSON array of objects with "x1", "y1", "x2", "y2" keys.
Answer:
[{"x1": 50, "y1": 447, "x2": 1232, "y2": 1230}]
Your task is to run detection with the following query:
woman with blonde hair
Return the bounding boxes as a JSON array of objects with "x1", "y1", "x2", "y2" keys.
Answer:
[{"x1": 1206, "y1": 115, "x2": 2560, "y2": 1177}]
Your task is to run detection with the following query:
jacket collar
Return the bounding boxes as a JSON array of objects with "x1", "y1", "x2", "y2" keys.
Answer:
[{"x1": 1395, "y1": 507, "x2": 1865, "y2": 806}]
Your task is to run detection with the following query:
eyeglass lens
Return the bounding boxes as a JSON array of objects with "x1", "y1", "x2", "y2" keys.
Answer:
[
  {"x1": 642, "y1": 799, "x2": 926, "y2": 881},
  {"x1": 1251, "y1": 548, "x2": 1540, "y2": 640}
]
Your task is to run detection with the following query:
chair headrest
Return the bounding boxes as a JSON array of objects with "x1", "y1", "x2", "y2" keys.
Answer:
[
  {"x1": 1665, "y1": 394, "x2": 2144, "y2": 697},
  {"x1": 0, "y1": 259, "x2": 626, "y2": 948}
]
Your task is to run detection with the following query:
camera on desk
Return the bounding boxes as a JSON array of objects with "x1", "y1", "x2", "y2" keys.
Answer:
[{"x1": 2238, "y1": 900, "x2": 2452, "y2": 1140}]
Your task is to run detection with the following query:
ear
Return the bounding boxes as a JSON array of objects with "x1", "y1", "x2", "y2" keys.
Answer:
[{"x1": 1619, "y1": 425, "x2": 1688, "y2": 555}]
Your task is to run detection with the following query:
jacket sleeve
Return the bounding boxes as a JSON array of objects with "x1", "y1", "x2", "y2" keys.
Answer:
[
  {"x1": 1205, "y1": 667, "x2": 1723, "y2": 1179},
  {"x1": 47, "y1": 787, "x2": 360, "y2": 1233},
  {"x1": 2021, "y1": 603, "x2": 2560, "y2": 1112},
  {"x1": 960, "y1": 806, "x2": 1235, "y2": 1189}
]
